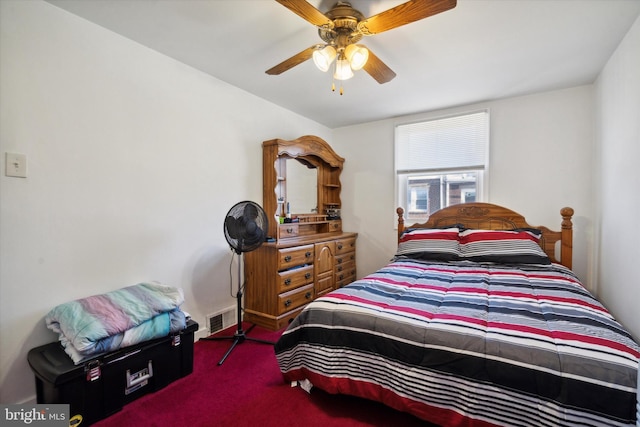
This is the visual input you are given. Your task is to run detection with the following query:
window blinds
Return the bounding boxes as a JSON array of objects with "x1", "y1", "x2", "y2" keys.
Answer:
[{"x1": 395, "y1": 111, "x2": 489, "y2": 173}]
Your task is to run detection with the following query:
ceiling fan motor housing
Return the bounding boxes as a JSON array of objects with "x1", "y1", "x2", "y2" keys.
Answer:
[{"x1": 318, "y1": 2, "x2": 364, "y2": 49}]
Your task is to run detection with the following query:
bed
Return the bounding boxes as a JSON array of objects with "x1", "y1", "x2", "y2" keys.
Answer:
[{"x1": 274, "y1": 203, "x2": 640, "y2": 427}]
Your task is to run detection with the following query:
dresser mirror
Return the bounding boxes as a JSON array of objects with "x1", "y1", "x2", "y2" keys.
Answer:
[{"x1": 285, "y1": 159, "x2": 318, "y2": 215}]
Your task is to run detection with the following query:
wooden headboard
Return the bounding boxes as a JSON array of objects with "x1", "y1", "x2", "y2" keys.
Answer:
[{"x1": 396, "y1": 203, "x2": 574, "y2": 269}]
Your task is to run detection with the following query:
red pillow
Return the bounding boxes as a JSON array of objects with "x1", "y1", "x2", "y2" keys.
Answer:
[{"x1": 396, "y1": 228, "x2": 461, "y2": 261}]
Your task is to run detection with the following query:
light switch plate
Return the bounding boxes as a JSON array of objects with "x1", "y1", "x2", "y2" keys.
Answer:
[{"x1": 5, "y1": 152, "x2": 27, "y2": 178}]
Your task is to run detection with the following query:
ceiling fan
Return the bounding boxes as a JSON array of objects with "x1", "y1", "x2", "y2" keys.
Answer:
[{"x1": 266, "y1": 0, "x2": 457, "y2": 93}]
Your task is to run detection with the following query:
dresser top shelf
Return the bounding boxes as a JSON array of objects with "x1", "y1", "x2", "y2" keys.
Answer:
[{"x1": 264, "y1": 231, "x2": 357, "y2": 249}]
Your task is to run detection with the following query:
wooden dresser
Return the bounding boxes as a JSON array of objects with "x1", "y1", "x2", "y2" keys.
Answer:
[
  {"x1": 243, "y1": 135, "x2": 357, "y2": 331},
  {"x1": 244, "y1": 233, "x2": 356, "y2": 330}
]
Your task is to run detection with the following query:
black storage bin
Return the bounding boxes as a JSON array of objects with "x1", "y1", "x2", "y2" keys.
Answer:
[{"x1": 28, "y1": 319, "x2": 198, "y2": 426}]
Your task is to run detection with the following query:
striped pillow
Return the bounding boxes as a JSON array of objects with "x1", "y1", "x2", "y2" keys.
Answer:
[
  {"x1": 396, "y1": 228, "x2": 461, "y2": 261},
  {"x1": 459, "y1": 229, "x2": 550, "y2": 264}
]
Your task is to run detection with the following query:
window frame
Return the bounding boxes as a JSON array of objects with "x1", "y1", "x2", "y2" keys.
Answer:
[{"x1": 394, "y1": 110, "x2": 490, "y2": 225}]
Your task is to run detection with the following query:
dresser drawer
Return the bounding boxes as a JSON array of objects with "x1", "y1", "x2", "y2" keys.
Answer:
[
  {"x1": 335, "y1": 237, "x2": 356, "y2": 255},
  {"x1": 277, "y1": 264, "x2": 314, "y2": 293},
  {"x1": 335, "y1": 250, "x2": 356, "y2": 266},
  {"x1": 278, "y1": 284, "x2": 314, "y2": 315},
  {"x1": 278, "y1": 223, "x2": 299, "y2": 239},
  {"x1": 335, "y1": 259, "x2": 355, "y2": 275},
  {"x1": 335, "y1": 266, "x2": 356, "y2": 288},
  {"x1": 277, "y1": 245, "x2": 314, "y2": 270},
  {"x1": 327, "y1": 220, "x2": 342, "y2": 232},
  {"x1": 275, "y1": 307, "x2": 306, "y2": 330}
]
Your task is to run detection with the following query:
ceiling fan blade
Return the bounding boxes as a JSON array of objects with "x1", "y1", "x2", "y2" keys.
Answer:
[
  {"x1": 358, "y1": 0, "x2": 457, "y2": 35},
  {"x1": 362, "y1": 49, "x2": 396, "y2": 84},
  {"x1": 275, "y1": 0, "x2": 333, "y2": 28},
  {"x1": 265, "y1": 45, "x2": 320, "y2": 75}
]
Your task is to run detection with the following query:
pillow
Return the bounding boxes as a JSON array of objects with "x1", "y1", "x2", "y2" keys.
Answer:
[
  {"x1": 396, "y1": 227, "x2": 461, "y2": 261},
  {"x1": 458, "y1": 229, "x2": 550, "y2": 264}
]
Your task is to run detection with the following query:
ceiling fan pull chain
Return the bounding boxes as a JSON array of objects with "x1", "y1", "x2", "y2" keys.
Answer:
[{"x1": 329, "y1": 78, "x2": 343, "y2": 95}]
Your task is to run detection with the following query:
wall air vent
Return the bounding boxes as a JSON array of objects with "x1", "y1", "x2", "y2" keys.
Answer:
[{"x1": 206, "y1": 306, "x2": 236, "y2": 335}]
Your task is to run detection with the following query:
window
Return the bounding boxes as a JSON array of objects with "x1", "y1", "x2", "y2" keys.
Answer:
[{"x1": 395, "y1": 111, "x2": 489, "y2": 223}]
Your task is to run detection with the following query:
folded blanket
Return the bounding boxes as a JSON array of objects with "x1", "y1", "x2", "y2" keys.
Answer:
[
  {"x1": 46, "y1": 282, "x2": 187, "y2": 364},
  {"x1": 61, "y1": 309, "x2": 187, "y2": 364}
]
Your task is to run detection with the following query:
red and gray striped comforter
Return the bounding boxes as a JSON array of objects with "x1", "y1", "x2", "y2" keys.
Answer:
[{"x1": 275, "y1": 259, "x2": 640, "y2": 426}]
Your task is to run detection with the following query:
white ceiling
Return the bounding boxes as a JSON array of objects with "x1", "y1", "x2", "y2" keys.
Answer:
[{"x1": 46, "y1": 0, "x2": 640, "y2": 128}]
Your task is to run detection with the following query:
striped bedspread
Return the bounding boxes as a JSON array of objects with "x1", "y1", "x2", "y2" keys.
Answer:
[
  {"x1": 275, "y1": 259, "x2": 640, "y2": 427},
  {"x1": 46, "y1": 282, "x2": 187, "y2": 364}
]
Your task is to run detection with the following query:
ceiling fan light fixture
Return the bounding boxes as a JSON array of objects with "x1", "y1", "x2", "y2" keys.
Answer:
[
  {"x1": 344, "y1": 44, "x2": 369, "y2": 70},
  {"x1": 312, "y1": 45, "x2": 336, "y2": 72},
  {"x1": 268, "y1": 0, "x2": 457, "y2": 84},
  {"x1": 334, "y1": 56, "x2": 353, "y2": 80}
]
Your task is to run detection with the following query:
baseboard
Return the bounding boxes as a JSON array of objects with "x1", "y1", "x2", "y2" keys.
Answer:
[{"x1": 195, "y1": 327, "x2": 211, "y2": 341}]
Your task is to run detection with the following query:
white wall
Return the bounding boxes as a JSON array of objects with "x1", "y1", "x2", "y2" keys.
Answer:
[
  {"x1": 0, "y1": 0, "x2": 331, "y2": 403},
  {"x1": 594, "y1": 15, "x2": 640, "y2": 340},
  {"x1": 334, "y1": 86, "x2": 595, "y2": 289}
]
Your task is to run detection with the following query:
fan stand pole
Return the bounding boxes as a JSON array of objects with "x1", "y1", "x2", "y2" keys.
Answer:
[{"x1": 200, "y1": 250, "x2": 276, "y2": 366}]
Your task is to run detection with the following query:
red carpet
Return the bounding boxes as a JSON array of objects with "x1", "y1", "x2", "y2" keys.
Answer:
[{"x1": 93, "y1": 323, "x2": 431, "y2": 427}]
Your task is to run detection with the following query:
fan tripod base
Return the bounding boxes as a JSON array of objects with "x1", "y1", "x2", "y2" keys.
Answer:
[{"x1": 200, "y1": 324, "x2": 275, "y2": 366}]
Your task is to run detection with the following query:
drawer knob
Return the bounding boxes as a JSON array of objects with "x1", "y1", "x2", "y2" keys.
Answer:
[
  {"x1": 305, "y1": 251, "x2": 311, "y2": 258},
  {"x1": 305, "y1": 272, "x2": 311, "y2": 279},
  {"x1": 305, "y1": 292, "x2": 312, "y2": 299},
  {"x1": 337, "y1": 258, "x2": 343, "y2": 264},
  {"x1": 286, "y1": 227, "x2": 294, "y2": 234},
  {"x1": 337, "y1": 265, "x2": 343, "y2": 272},
  {"x1": 284, "y1": 299, "x2": 292, "y2": 307},
  {"x1": 339, "y1": 274, "x2": 344, "y2": 280},
  {"x1": 337, "y1": 244, "x2": 343, "y2": 250},
  {"x1": 284, "y1": 255, "x2": 291, "y2": 262},
  {"x1": 284, "y1": 278, "x2": 291, "y2": 286}
]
